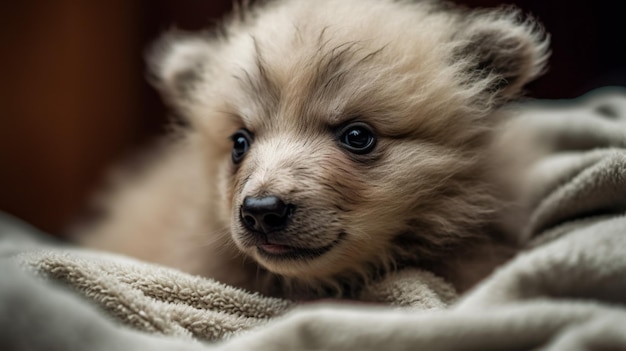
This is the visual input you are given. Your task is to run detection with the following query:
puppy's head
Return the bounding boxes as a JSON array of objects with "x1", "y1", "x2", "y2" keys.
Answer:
[{"x1": 149, "y1": 0, "x2": 549, "y2": 285}]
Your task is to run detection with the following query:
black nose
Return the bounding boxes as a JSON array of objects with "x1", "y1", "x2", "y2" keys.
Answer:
[{"x1": 240, "y1": 196, "x2": 293, "y2": 233}]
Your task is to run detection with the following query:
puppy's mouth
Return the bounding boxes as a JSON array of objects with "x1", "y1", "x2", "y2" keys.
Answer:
[
  {"x1": 254, "y1": 232, "x2": 346, "y2": 261},
  {"x1": 256, "y1": 242, "x2": 335, "y2": 260}
]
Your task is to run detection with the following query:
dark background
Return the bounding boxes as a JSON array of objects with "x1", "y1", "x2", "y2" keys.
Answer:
[{"x1": 1, "y1": 0, "x2": 624, "y2": 235}]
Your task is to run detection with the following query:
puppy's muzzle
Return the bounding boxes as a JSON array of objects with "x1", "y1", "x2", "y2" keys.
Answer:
[{"x1": 240, "y1": 196, "x2": 294, "y2": 234}]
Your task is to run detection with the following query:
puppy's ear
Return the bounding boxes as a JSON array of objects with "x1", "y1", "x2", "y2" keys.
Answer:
[
  {"x1": 146, "y1": 30, "x2": 217, "y2": 106},
  {"x1": 455, "y1": 8, "x2": 550, "y2": 105}
]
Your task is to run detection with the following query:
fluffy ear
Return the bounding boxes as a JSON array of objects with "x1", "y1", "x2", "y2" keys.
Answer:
[
  {"x1": 146, "y1": 30, "x2": 217, "y2": 106},
  {"x1": 455, "y1": 8, "x2": 550, "y2": 104}
]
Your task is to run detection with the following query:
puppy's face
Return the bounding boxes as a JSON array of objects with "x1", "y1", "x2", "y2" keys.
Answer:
[{"x1": 150, "y1": 0, "x2": 548, "y2": 282}]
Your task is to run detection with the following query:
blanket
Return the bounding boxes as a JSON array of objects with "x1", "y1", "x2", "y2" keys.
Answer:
[{"x1": 1, "y1": 86, "x2": 626, "y2": 350}]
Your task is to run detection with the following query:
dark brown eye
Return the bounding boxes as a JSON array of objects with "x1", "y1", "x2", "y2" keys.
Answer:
[
  {"x1": 231, "y1": 129, "x2": 253, "y2": 163},
  {"x1": 339, "y1": 122, "x2": 376, "y2": 154}
]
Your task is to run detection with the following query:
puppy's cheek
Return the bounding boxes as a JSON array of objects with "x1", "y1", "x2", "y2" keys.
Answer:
[
  {"x1": 228, "y1": 203, "x2": 252, "y2": 249},
  {"x1": 213, "y1": 162, "x2": 252, "y2": 254},
  {"x1": 212, "y1": 156, "x2": 238, "y2": 219}
]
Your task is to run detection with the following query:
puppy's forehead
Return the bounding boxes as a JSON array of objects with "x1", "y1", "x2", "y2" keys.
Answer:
[
  {"x1": 231, "y1": 35, "x2": 385, "y2": 131},
  {"x1": 213, "y1": 1, "x2": 458, "y2": 136},
  {"x1": 228, "y1": 37, "x2": 414, "y2": 136}
]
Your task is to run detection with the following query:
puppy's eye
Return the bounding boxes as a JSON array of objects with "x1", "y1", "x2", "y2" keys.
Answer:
[
  {"x1": 338, "y1": 122, "x2": 376, "y2": 154},
  {"x1": 231, "y1": 129, "x2": 253, "y2": 164}
]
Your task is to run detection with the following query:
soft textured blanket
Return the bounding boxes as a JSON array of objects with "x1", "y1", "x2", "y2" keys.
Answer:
[{"x1": 1, "y1": 87, "x2": 626, "y2": 351}]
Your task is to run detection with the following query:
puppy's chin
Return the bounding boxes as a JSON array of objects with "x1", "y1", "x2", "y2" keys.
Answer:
[{"x1": 232, "y1": 229, "x2": 349, "y2": 278}]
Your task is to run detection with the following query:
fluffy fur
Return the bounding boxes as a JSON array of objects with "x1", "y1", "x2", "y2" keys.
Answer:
[{"x1": 78, "y1": 0, "x2": 549, "y2": 299}]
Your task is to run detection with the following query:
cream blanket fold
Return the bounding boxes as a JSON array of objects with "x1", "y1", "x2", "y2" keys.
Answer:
[
  {"x1": 1, "y1": 87, "x2": 626, "y2": 351},
  {"x1": 15, "y1": 249, "x2": 455, "y2": 342}
]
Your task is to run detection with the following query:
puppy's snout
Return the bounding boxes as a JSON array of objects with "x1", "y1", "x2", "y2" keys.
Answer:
[{"x1": 240, "y1": 196, "x2": 294, "y2": 234}]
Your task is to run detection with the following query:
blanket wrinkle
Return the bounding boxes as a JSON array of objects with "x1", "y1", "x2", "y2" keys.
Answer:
[
  {"x1": 538, "y1": 312, "x2": 626, "y2": 351},
  {"x1": 526, "y1": 150, "x2": 626, "y2": 237},
  {"x1": 221, "y1": 301, "x2": 618, "y2": 351},
  {"x1": 2, "y1": 86, "x2": 626, "y2": 350},
  {"x1": 455, "y1": 215, "x2": 626, "y2": 309},
  {"x1": 358, "y1": 268, "x2": 457, "y2": 308},
  {"x1": 17, "y1": 249, "x2": 293, "y2": 341}
]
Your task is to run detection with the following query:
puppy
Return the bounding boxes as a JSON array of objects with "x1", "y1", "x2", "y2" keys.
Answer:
[{"x1": 78, "y1": 0, "x2": 549, "y2": 299}]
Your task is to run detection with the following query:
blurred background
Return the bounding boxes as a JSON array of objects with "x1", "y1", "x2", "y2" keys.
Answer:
[{"x1": 1, "y1": 0, "x2": 624, "y2": 236}]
